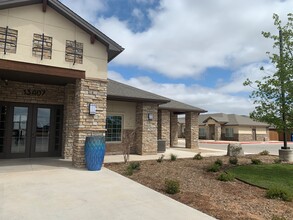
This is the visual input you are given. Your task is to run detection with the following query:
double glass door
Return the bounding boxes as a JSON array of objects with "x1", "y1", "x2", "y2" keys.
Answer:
[{"x1": 0, "y1": 103, "x2": 63, "y2": 158}]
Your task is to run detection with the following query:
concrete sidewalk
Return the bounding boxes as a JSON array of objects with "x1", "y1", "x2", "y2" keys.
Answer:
[{"x1": 0, "y1": 159, "x2": 216, "y2": 220}]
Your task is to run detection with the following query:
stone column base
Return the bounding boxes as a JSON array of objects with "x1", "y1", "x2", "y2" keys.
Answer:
[{"x1": 279, "y1": 149, "x2": 293, "y2": 162}]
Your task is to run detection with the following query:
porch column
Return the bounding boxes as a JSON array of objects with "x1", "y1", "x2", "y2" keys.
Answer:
[
  {"x1": 158, "y1": 110, "x2": 170, "y2": 147},
  {"x1": 185, "y1": 112, "x2": 199, "y2": 149},
  {"x1": 72, "y1": 79, "x2": 107, "y2": 168},
  {"x1": 170, "y1": 112, "x2": 178, "y2": 147},
  {"x1": 62, "y1": 83, "x2": 76, "y2": 159},
  {"x1": 215, "y1": 125, "x2": 222, "y2": 141},
  {"x1": 136, "y1": 103, "x2": 158, "y2": 155},
  {"x1": 205, "y1": 124, "x2": 210, "y2": 140}
]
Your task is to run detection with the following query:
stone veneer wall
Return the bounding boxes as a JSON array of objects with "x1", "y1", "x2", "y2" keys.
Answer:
[
  {"x1": 72, "y1": 79, "x2": 107, "y2": 168},
  {"x1": 170, "y1": 113, "x2": 178, "y2": 147},
  {"x1": 185, "y1": 112, "x2": 199, "y2": 149},
  {"x1": 158, "y1": 110, "x2": 170, "y2": 147},
  {"x1": 106, "y1": 129, "x2": 136, "y2": 154},
  {"x1": 62, "y1": 84, "x2": 76, "y2": 159},
  {"x1": 256, "y1": 134, "x2": 268, "y2": 141},
  {"x1": 136, "y1": 103, "x2": 158, "y2": 155},
  {"x1": 215, "y1": 125, "x2": 222, "y2": 141},
  {"x1": 0, "y1": 80, "x2": 64, "y2": 104}
]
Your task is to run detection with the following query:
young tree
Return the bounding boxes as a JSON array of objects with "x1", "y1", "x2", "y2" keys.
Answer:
[{"x1": 244, "y1": 13, "x2": 293, "y2": 149}]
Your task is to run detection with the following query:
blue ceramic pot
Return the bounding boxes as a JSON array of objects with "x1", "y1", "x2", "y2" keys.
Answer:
[{"x1": 84, "y1": 136, "x2": 105, "y2": 171}]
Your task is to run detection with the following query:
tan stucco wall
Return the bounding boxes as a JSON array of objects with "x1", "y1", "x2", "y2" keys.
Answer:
[
  {"x1": 107, "y1": 100, "x2": 136, "y2": 129},
  {"x1": 0, "y1": 4, "x2": 108, "y2": 79},
  {"x1": 238, "y1": 126, "x2": 267, "y2": 134}
]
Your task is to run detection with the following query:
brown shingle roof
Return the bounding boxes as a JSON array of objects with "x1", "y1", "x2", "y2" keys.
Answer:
[{"x1": 198, "y1": 113, "x2": 269, "y2": 127}]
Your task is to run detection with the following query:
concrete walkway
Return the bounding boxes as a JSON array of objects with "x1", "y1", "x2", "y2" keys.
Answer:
[{"x1": 0, "y1": 158, "x2": 216, "y2": 220}]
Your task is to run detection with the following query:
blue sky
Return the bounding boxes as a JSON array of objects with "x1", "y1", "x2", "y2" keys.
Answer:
[{"x1": 60, "y1": 0, "x2": 292, "y2": 115}]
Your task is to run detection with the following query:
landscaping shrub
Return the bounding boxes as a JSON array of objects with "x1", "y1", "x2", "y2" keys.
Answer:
[
  {"x1": 217, "y1": 172, "x2": 235, "y2": 182},
  {"x1": 259, "y1": 150, "x2": 270, "y2": 155},
  {"x1": 266, "y1": 187, "x2": 293, "y2": 202},
  {"x1": 214, "y1": 159, "x2": 223, "y2": 167},
  {"x1": 271, "y1": 215, "x2": 286, "y2": 220},
  {"x1": 125, "y1": 166, "x2": 134, "y2": 176},
  {"x1": 170, "y1": 153, "x2": 177, "y2": 161},
  {"x1": 274, "y1": 158, "x2": 282, "y2": 164},
  {"x1": 207, "y1": 164, "x2": 221, "y2": 172},
  {"x1": 251, "y1": 158, "x2": 262, "y2": 165},
  {"x1": 129, "y1": 161, "x2": 140, "y2": 170},
  {"x1": 229, "y1": 157, "x2": 238, "y2": 165},
  {"x1": 193, "y1": 153, "x2": 203, "y2": 160},
  {"x1": 165, "y1": 179, "x2": 180, "y2": 194},
  {"x1": 157, "y1": 154, "x2": 165, "y2": 163}
]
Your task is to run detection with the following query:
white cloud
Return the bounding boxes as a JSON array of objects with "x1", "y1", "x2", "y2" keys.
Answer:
[
  {"x1": 108, "y1": 68, "x2": 261, "y2": 115},
  {"x1": 60, "y1": 0, "x2": 105, "y2": 23},
  {"x1": 217, "y1": 62, "x2": 276, "y2": 94},
  {"x1": 132, "y1": 8, "x2": 144, "y2": 20},
  {"x1": 97, "y1": 0, "x2": 293, "y2": 78}
]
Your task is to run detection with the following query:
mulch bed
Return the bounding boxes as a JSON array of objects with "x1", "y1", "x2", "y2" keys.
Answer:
[{"x1": 105, "y1": 155, "x2": 293, "y2": 220}]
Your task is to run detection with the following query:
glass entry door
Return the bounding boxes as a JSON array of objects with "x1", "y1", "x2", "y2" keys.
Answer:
[
  {"x1": 11, "y1": 107, "x2": 28, "y2": 154},
  {"x1": 35, "y1": 108, "x2": 51, "y2": 153},
  {"x1": 1, "y1": 103, "x2": 63, "y2": 159}
]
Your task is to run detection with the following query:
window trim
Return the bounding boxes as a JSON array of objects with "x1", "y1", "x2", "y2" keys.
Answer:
[
  {"x1": 225, "y1": 127, "x2": 234, "y2": 138},
  {"x1": 105, "y1": 115, "x2": 123, "y2": 143}
]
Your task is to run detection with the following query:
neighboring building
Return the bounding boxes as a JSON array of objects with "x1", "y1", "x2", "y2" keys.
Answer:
[
  {"x1": 0, "y1": 0, "x2": 206, "y2": 167},
  {"x1": 179, "y1": 113, "x2": 269, "y2": 141}
]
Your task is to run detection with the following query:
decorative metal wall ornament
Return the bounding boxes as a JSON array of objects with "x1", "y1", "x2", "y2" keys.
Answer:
[
  {"x1": 0, "y1": 26, "x2": 18, "y2": 54},
  {"x1": 65, "y1": 40, "x2": 83, "y2": 64},
  {"x1": 32, "y1": 33, "x2": 52, "y2": 59}
]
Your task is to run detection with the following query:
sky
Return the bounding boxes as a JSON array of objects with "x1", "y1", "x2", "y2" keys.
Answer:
[{"x1": 60, "y1": 0, "x2": 293, "y2": 115}]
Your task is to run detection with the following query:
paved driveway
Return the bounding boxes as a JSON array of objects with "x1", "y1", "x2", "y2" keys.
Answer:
[{"x1": 0, "y1": 158, "x2": 215, "y2": 220}]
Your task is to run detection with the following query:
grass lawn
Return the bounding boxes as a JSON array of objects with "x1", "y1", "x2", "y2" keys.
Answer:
[{"x1": 228, "y1": 164, "x2": 293, "y2": 192}]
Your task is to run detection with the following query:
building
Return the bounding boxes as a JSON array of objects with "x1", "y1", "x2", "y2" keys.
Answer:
[
  {"x1": 179, "y1": 113, "x2": 269, "y2": 142},
  {"x1": 0, "y1": 0, "x2": 206, "y2": 167}
]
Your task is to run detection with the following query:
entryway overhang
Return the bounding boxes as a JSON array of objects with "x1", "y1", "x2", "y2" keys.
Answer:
[{"x1": 0, "y1": 59, "x2": 85, "y2": 85}]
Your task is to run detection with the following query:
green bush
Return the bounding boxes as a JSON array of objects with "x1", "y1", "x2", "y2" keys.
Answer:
[
  {"x1": 251, "y1": 158, "x2": 262, "y2": 165},
  {"x1": 229, "y1": 157, "x2": 238, "y2": 165},
  {"x1": 259, "y1": 150, "x2": 270, "y2": 155},
  {"x1": 125, "y1": 166, "x2": 134, "y2": 176},
  {"x1": 207, "y1": 164, "x2": 221, "y2": 172},
  {"x1": 193, "y1": 153, "x2": 203, "y2": 160},
  {"x1": 128, "y1": 161, "x2": 140, "y2": 170},
  {"x1": 271, "y1": 215, "x2": 286, "y2": 220},
  {"x1": 217, "y1": 172, "x2": 235, "y2": 181},
  {"x1": 170, "y1": 153, "x2": 177, "y2": 161},
  {"x1": 266, "y1": 187, "x2": 293, "y2": 202},
  {"x1": 274, "y1": 158, "x2": 282, "y2": 164},
  {"x1": 214, "y1": 159, "x2": 223, "y2": 167},
  {"x1": 157, "y1": 154, "x2": 165, "y2": 163},
  {"x1": 165, "y1": 179, "x2": 180, "y2": 194}
]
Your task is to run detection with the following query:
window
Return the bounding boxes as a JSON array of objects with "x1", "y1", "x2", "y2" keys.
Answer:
[
  {"x1": 32, "y1": 33, "x2": 52, "y2": 59},
  {"x1": 225, "y1": 128, "x2": 234, "y2": 138},
  {"x1": 106, "y1": 116, "x2": 122, "y2": 142},
  {"x1": 199, "y1": 128, "x2": 206, "y2": 137},
  {"x1": 65, "y1": 40, "x2": 83, "y2": 64},
  {"x1": 0, "y1": 26, "x2": 18, "y2": 54}
]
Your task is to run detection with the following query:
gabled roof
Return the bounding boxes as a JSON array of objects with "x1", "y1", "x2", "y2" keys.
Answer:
[
  {"x1": 198, "y1": 113, "x2": 269, "y2": 127},
  {"x1": 0, "y1": 0, "x2": 124, "y2": 62},
  {"x1": 107, "y1": 79, "x2": 207, "y2": 113}
]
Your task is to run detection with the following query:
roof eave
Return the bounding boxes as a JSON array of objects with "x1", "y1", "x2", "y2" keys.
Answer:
[{"x1": 107, "y1": 95, "x2": 170, "y2": 104}]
